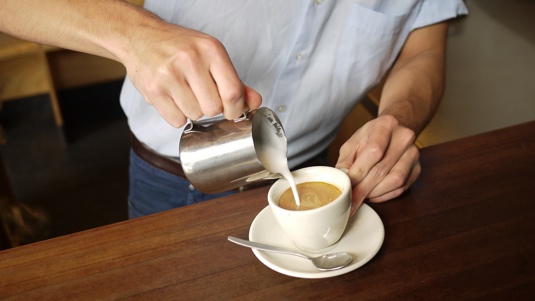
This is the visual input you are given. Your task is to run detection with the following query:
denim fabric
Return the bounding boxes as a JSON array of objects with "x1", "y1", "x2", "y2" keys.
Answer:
[{"x1": 127, "y1": 149, "x2": 236, "y2": 219}]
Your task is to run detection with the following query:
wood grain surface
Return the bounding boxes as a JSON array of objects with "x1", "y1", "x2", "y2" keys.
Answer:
[{"x1": 0, "y1": 121, "x2": 534, "y2": 300}]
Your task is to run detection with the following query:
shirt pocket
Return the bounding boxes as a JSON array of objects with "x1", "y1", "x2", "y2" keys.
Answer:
[
  {"x1": 344, "y1": 1, "x2": 416, "y2": 36},
  {"x1": 333, "y1": 2, "x2": 419, "y2": 90}
]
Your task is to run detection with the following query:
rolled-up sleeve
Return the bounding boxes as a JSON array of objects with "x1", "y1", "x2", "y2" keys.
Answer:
[{"x1": 413, "y1": 0, "x2": 469, "y2": 30}]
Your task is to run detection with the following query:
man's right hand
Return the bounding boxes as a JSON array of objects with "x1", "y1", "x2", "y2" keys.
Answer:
[
  {"x1": 123, "y1": 23, "x2": 262, "y2": 127},
  {"x1": 0, "y1": 0, "x2": 261, "y2": 128}
]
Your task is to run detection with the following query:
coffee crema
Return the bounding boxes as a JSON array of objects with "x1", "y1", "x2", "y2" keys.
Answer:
[{"x1": 278, "y1": 181, "x2": 341, "y2": 211}]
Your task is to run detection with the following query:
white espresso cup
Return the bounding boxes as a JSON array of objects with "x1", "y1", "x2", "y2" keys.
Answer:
[{"x1": 267, "y1": 166, "x2": 352, "y2": 253}]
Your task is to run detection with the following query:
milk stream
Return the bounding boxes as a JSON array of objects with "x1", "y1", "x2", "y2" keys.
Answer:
[
  {"x1": 279, "y1": 169, "x2": 301, "y2": 207},
  {"x1": 255, "y1": 110, "x2": 300, "y2": 207},
  {"x1": 260, "y1": 146, "x2": 300, "y2": 207}
]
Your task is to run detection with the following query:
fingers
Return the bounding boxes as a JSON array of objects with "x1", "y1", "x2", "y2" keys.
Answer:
[
  {"x1": 336, "y1": 116, "x2": 420, "y2": 214},
  {"x1": 129, "y1": 26, "x2": 261, "y2": 127},
  {"x1": 168, "y1": 75, "x2": 204, "y2": 122},
  {"x1": 349, "y1": 195, "x2": 365, "y2": 217},
  {"x1": 175, "y1": 38, "x2": 245, "y2": 121},
  {"x1": 368, "y1": 150, "x2": 421, "y2": 202},
  {"x1": 352, "y1": 127, "x2": 416, "y2": 200},
  {"x1": 336, "y1": 116, "x2": 399, "y2": 186},
  {"x1": 146, "y1": 94, "x2": 188, "y2": 128},
  {"x1": 209, "y1": 61, "x2": 245, "y2": 119},
  {"x1": 145, "y1": 65, "x2": 205, "y2": 126},
  {"x1": 182, "y1": 66, "x2": 223, "y2": 118},
  {"x1": 244, "y1": 85, "x2": 263, "y2": 111},
  {"x1": 348, "y1": 149, "x2": 419, "y2": 216},
  {"x1": 208, "y1": 43, "x2": 264, "y2": 119}
]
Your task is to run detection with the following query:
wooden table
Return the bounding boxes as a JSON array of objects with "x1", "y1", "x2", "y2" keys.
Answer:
[{"x1": 1, "y1": 121, "x2": 534, "y2": 300}]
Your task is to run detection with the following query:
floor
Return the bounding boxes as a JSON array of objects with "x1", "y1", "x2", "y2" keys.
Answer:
[{"x1": 1, "y1": 0, "x2": 534, "y2": 244}]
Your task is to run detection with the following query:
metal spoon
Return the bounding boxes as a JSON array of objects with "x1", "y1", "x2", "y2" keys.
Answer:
[{"x1": 228, "y1": 236, "x2": 353, "y2": 271}]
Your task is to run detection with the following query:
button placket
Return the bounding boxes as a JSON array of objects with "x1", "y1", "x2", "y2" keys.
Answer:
[{"x1": 271, "y1": 0, "x2": 322, "y2": 118}]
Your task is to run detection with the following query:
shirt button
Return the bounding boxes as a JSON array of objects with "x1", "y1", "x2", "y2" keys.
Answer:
[
  {"x1": 295, "y1": 53, "x2": 302, "y2": 61},
  {"x1": 314, "y1": 0, "x2": 324, "y2": 5},
  {"x1": 277, "y1": 105, "x2": 287, "y2": 112},
  {"x1": 188, "y1": 184, "x2": 195, "y2": 191}
]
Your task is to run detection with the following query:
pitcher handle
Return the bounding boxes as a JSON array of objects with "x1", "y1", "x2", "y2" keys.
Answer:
[{"x1": 184, "y1": 111, "x2": 250, "y2": 132}]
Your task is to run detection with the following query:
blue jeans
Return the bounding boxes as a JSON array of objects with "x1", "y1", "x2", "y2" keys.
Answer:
[{"x1": 127, "y1": 149, "x2": 236, "y2": 219}]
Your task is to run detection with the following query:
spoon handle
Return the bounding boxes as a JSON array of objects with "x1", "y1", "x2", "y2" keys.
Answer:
[{"x1": 228, "y1": 236, "x2": 309, "y2": 260}]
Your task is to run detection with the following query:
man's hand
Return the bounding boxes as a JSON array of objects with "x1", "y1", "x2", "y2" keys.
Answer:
[
  {"x1": 124, "y1": 24, "x2": 262, "y2": 127},
  {"x1": 335, "y1": 115, "x2": 421, "y2": 216},
  {"x1": 336, "y1": 22, "x2": 449, "y2": 216},
  {"x1": 0, "y1": 0, "x2": 262, "y2": 128}
]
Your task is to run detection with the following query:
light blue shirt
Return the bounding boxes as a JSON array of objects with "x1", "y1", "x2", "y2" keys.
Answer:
[{"x1": 120, "y1": 0, "x2": 468, "y2": 168}]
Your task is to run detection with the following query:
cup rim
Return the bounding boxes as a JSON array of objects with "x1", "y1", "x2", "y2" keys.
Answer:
[{"x1": 268, "y1": 166, "x2": 351, "y2": 214}]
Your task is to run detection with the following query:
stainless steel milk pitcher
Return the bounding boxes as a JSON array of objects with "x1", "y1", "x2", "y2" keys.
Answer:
[{"x1": 179, "y1": 107, "x2": 287, "y2": 193}]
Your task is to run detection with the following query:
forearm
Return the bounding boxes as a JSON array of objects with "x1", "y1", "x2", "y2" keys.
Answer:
[
  {"x1": 0, "y1": 0, "x2": 162, "y2": 63},
  {"x1": 2, "y1": 0, "x2": 262, "y2": 126},
  {"x1": 378, "y1": 22, "x2": 449, "y2": 136}
]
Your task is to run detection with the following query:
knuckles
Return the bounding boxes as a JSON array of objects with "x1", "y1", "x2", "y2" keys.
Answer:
[
  {"x1": 202, "y1": 103, "x2": 223, "y2": 117},
  {"x1": 220, "y1": 82, "x2": 245, "y2": 104}
]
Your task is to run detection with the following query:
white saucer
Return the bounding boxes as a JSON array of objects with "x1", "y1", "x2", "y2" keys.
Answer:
[{"x1": 248, "y1": 204, "x2": 384, "y2": 279}]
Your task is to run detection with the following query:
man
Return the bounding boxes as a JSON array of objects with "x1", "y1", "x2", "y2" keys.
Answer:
[{"x1": 0, "y1": 0, "x2": 468, "y2": 218}]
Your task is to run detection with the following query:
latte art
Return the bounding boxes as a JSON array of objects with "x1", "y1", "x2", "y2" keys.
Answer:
[{"x1": 279, "y1": 182, "x2": 341, "y2": 211}]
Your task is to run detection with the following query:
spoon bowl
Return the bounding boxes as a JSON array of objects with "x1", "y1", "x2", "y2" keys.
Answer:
[{"x1": 228, "y1": 236, "x2": 353, "y2": 271}]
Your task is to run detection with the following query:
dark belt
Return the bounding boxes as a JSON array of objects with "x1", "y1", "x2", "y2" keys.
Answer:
[{"x1": 130, "y1": 132, "x2": 185, "y2": 178}]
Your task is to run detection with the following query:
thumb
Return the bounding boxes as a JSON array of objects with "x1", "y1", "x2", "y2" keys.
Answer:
[
  {"x1": 349, "y1": 187, "x2": 366, "y2": 217},
  {"x1": 337, "y1": 165, "x2": 362, "y2": 217},
  {"x1": 334, "y1": 141, "x2": 357, "y2": 174}
]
